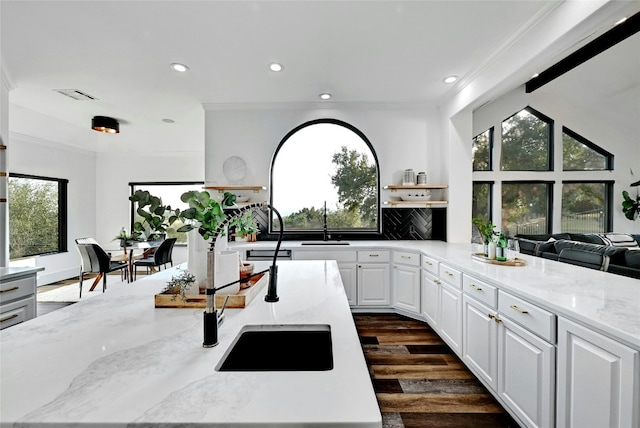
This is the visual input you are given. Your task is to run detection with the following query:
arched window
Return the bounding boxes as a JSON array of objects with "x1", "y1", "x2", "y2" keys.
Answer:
[{"x1": 271, "y1": 119, "x2": 379, "y2": 235}]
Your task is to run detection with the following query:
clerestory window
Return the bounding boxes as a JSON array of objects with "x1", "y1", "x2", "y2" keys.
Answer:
[
  {"x1": 562, "y1": 127, "x2": 613, "y2": 171},
  {"x1": 501, "y1": 107, "x2": 553, "y2": 171},
  {"x1": 271, "y1": 119, "x2": 379, "y2": 235}
]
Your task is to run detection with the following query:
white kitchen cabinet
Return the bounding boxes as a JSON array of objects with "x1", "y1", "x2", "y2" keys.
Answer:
[
  {"x1": 392, "y1": 251, "x2": 421, "y2": 314},
  {"x1": 357, "y1": 263, "x2": 390, "y2": 306},
  {"x1": 338, "y1": 263, "x2": 358, "y2": 306},
  {"x1": 462, "y1": 294, "x2": 498, "y2": 391},
  {"x1": 1, "y1": 271, "x2": 39, "y2": 329},
  {"x1": 293, "y1": 250, "x2": 357, "y2": 305},
  {"x1": 497, "y1": 315, "x2": 555, "y2": 428},
  {"x1": 439, "y1": 281, "x2": 462, "y2": 355},
  {"x1": 556, "y1": 317, "x2": 639, "y2": 428},
  {"x1": 421, "y1": 269, "x2": 440, "y2": 328}
]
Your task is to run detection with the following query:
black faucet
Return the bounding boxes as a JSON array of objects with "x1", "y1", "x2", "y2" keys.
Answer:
[
  {"x1": 203, "y1": 202, "x2": 284, "y2": 348},
  {"x1": 323, "y1": 201, "x2": 331, "y2": 241}
]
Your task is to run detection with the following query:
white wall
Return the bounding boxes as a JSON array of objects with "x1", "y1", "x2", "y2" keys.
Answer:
[
  {"x1": 203, "y1": 102, "x2": 444, "y2": 214},
  {"x1": 473, "y1": 86, "x2": 640, "y2": 234}
]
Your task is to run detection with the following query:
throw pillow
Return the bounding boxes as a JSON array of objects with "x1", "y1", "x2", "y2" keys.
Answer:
[{"x1": 598, "y1": 233, "x2": 640, "y2": 248}]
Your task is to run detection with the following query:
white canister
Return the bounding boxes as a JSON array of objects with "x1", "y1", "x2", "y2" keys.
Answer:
[
  {"x1": 487, "y1": 241, "x2": 497, "y2": 260},
  {"x1": 417, "y1": 172, "x2": 427, "y2": 185},
  {"x1": 402, "y1": 169, "x2": 416, "y2": 185},
  {"x1": 214, "y1": 250, "x2": 240, "y2": 295}
]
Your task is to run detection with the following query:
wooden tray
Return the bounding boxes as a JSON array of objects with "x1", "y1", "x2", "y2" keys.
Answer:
[
  {"x1": 154, "y1": 272, "x2": 268, "y2": 309},
  {"x1": 471, "y1": 253, "x2": 527, "y2": 266}
]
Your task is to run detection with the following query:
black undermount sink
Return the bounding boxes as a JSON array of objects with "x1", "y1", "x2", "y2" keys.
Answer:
[
  {"x1": 301, "y1": 241, "x2": 350, "y2": 245},
  {"x1": 216, "y1": 324, "x2": 333, "y2": 372}
]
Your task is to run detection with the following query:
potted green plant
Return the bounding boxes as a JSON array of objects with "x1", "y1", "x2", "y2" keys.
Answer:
[
  {"x1": 230, "y1": 210, "x2": 259, "y2": 242},
  {"x1": 113, "y1": 228, "x2": 142, "y2": 247},
  {"x1": 175, "y1": 190, "x2": 236, "y2": 247},
  {"x1": 129, "y1": 190, "x2": 179, "y2": 240},
  {"x1": 472, "y1": 215, "x2": 497, "y2": 256},
  {"x1": 162, "y1": 267, "x2": 196, "y2": 301}
]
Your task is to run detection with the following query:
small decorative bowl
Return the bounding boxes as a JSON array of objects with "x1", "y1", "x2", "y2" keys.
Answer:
[{"x1": 400, "y1": 192, "x2": 432, "y2": 201}]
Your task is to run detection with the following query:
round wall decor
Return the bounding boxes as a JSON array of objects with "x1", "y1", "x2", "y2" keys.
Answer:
[{"x1": 223, "y1": 156, "x2": 247, "y2": 182}]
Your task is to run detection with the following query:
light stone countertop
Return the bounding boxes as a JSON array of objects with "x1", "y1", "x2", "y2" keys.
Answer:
[
  {"x1": 0, "y1": 266, "x2": 44, "y2": 281},
  {"x1": 0, "y1": 260, "x2": 381, "y2": 428},
  {"x1": 233, "y1": 240, "x2": 640, "y2": 349}
]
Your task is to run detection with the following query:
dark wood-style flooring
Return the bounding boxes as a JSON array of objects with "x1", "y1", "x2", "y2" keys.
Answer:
[{"x1": 354, "y1": 313, "x2": 520, "y2": 428}]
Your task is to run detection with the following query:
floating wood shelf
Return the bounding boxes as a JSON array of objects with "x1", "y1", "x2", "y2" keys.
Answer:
[
  {"x1": 384, "y1": 184, "x2": 448, "y2": 191},
  {"x1": 384, "y1": 200, "x2": 448, "y2": 206},
  {"x1": 205, "y1": 185, "x2": 266, "y2": 193}
]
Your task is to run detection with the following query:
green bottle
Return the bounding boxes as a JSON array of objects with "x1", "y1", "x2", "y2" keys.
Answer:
[{"x1": 496, "y1": 233, "x2": 507, "y2": 261}]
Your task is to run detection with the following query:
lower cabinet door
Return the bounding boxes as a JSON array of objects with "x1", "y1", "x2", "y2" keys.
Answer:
[
  {"x1": 421, "y1": 270, "x2": 439, "y2": 329},
  {"x1": 338, "y1": 263, "x2": 358, "y2": 306},
  {"x1": 498, "y1": 316, "x2": 555, "y2": 428},
  {"x1": 438, "y1": 282, "x2": 462, "y2": 355},
  {"x1": 462, "y1": 295, "x2": 498, "y2": 391},
  {"x1": 357, "y1": 263, "x2": 390, "y2": 306},
  {"x1": 556, "y1": 317, "x2": 639, "y2": 428},
  {"x1": 392, "y1": 264, "x2": 420, "y2": 314}
]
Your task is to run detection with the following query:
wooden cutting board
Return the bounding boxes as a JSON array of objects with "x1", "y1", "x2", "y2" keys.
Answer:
[{"x1": 154, "y1": 272, "x2": 268, "y2": 309}]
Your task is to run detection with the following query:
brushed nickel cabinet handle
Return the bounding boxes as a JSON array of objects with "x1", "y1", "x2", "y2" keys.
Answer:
[
  {"x1": 0, "y1": 286, "x2": 19, "y2": 293},
  {"x1": 510, "y1": 304, "x2": 529, "y2": 314},
  {"x1": 434, "y1": 279, "x2": 441, "y2": 285},
  {"x1": 470, "y1": 284, "x2": 483, "y2": 291},
  {"x1": 424, "y1": 261, "x2": 433, "y2": 266},
  {"x1": 401, "y1": 255, "x2": 411, "y2": 259},
  {"x1": 369, "y1": 254, "x2": 379, "y2": 257},
  {"x1": 0, "y1": 314, "x2": 18, "y2": 323}
]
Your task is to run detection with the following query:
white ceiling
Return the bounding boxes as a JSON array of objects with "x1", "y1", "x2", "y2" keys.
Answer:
[{"x1": 1, "y1": 1, "x2": 638, "y2": 153}]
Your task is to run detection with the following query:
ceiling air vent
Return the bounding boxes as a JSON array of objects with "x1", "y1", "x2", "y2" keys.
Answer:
[{"x1": 53, "y1": 89, "x2": 99, "y2": 101}]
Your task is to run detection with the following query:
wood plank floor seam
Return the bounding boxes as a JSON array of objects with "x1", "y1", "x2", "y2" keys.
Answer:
[{"x1": 354, "y1": 313, "x2": 521, "y2": 428}]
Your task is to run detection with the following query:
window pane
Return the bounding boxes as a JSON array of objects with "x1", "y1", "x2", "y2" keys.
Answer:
[
  {"x1": 501, "y1": 108, "x2": 552, "y2": 171},
  {"x1": 272, "y1": 121, "x2": 378, "y2": 232},
  {"x1": 472, "y1": 182, "x2": 492, "y2": 220},
  {"x1": 9, "y1": 176, "x2": 63, "y2": 258},
  {"x1": 131, "y1": 183, "x2": 203, "y2": 244},
  {"x1": 562, "y1": 183, "x2": 608, "y2": 233},
  {"x1": 562, "y1": 129, "x2": 611, "y2": 171},
  {"x1": 472, "y1": 129, "x2": 492, "y2": 171},
  {"x1": 502, "y1": 182, "x2": 550, "y2": 237}
]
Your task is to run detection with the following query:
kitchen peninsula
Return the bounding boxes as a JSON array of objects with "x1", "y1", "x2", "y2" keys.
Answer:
[{"x1": 0, "y1": 261, "x2": 381, "y2": 428}]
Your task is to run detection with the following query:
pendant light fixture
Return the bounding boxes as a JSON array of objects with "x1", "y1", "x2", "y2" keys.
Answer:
[{"x1": 91, "y1": 116, "x2": 119, "y2": 134}]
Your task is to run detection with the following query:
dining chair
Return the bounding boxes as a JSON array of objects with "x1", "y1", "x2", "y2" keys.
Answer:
[
  {"x1": 75, "y1": 238, "x2": 129, "y2": 298},
  {"x1": 133, "y1": 237, "x2": 177, "y2": 280}
]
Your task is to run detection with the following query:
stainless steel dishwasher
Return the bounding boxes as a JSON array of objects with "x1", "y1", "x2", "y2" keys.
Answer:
[{"x1": 245, "y1": 248, "x2": 292, "y2": 261}]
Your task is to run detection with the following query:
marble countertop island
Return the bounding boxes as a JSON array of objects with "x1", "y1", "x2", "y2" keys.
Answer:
[{"x1": 0, "y1": 261, "x2": 382, "y2": 428}]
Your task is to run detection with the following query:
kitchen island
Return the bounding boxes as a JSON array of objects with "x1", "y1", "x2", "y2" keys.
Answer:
[{"x1": 0, "y1": 261, "x2": 382, "y2": 428}]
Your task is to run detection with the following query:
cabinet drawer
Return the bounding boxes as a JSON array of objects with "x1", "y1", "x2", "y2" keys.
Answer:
[
  {"x1": 357, "y1": 250, "x2": 390, "y2": 262},
  {"x1": 463, "y1": 274, "x2": 497, "y2": 309},
  {"x1": 421, "y1": 254, "x2": 439, "y2": 276},
  {"x1": 293, "y1": 250, "x2": 356, "y2": 262},
  {"x1": 499, "y1": 290, "x2": 556, "y2": 342},
  {"x1": 0, "y1": 297, "x2": 35, "y2": 330},
  {"x1": 393, "y1": 251, "x2": 420, "y2": 267},
  {"x1": 0, "y1": 276, "x2": 36, "y2": 304},
  {"x1": 439, "y1": 263, "x2": 462, "y2": 289}
]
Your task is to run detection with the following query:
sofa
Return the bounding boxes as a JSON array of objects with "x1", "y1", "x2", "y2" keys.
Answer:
[{"x1": 515, "y1": 233, "x2": 640, "y2": 279}]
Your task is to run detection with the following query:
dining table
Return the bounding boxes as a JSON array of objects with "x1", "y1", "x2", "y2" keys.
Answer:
[{"x1": 109, "y1": 241, "x2": 161, "y2": 282}]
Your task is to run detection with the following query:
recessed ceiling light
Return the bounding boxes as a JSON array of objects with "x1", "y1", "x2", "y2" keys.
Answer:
[
  {"x1": 269, "y1": 62, "x2": 283, "y2": 72},
  {"x1": 531, "y1": 73, "x2": 540, "y2": 79},
  {"x1": 162, "y1": 119, "x2": 175, "y2": 124},
  {"x1": 170, "y1": 63, "x2": 189, "y2": 72},
  {"x1": 443, "y1": 75, "x2": 458, "y2": 84},
  {"x1": 319, "y1": 93, "x2": 332, "y2": 100}
]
